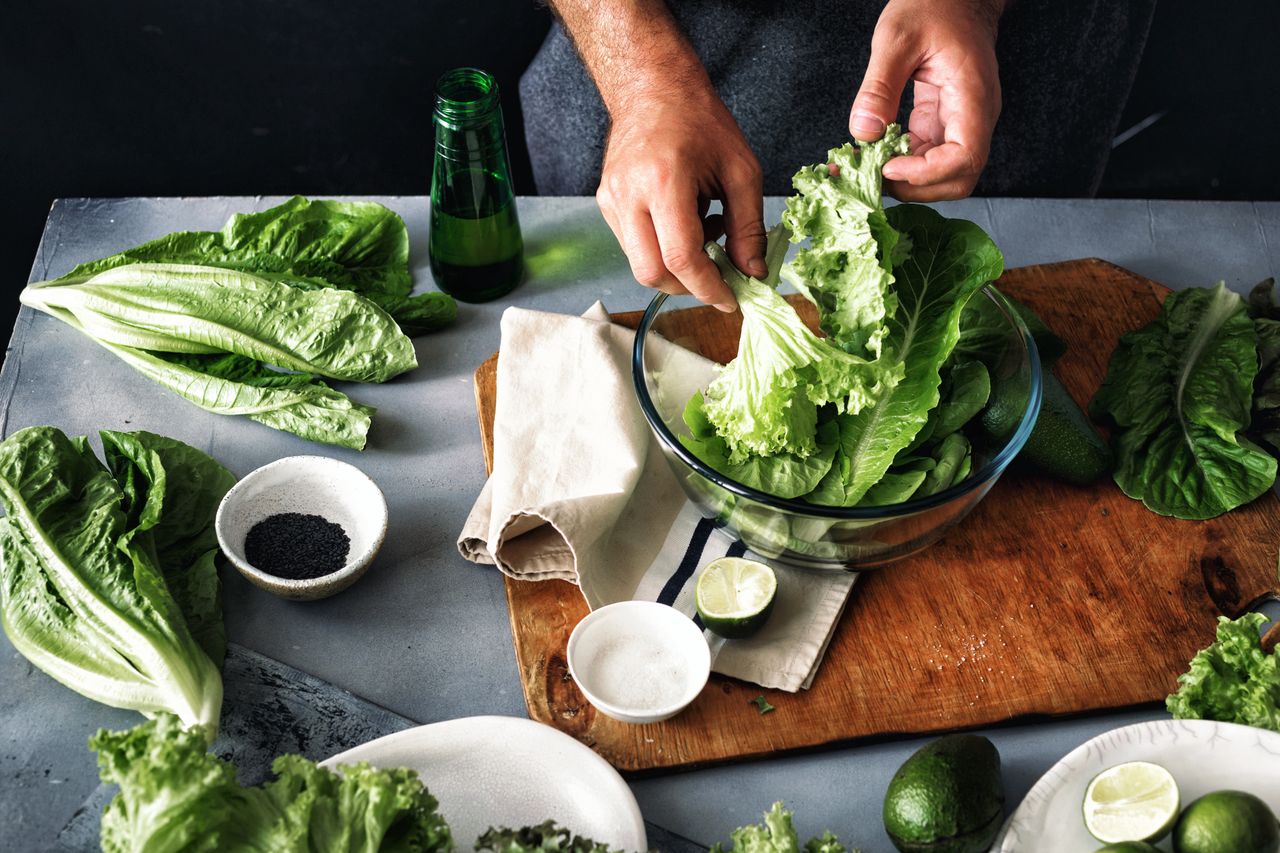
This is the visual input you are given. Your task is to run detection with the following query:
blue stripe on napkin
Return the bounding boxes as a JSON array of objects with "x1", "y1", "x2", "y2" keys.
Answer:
[{"x1": 657, "y1": 517, "x2": 716, "y2": 606}]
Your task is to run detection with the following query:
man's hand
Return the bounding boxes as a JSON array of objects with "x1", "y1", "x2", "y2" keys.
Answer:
[
  {"x1": 849, "y1": 0, "x2": 1005, "y2": 201},
  {"x1": 551, "y1": 0, "x2": 765, "y2": 310}
]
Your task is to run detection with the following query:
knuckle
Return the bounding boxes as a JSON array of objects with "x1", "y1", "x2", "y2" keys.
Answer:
[
  {"x1": 631, "y1": 264, "x2": 665, "y2": 287},
  {"x1": 871, "y1": 16, "x2": 912, "y2": 54},
  {"x1": 661, "y1": 247, "x2": 698, "y2": 274}
]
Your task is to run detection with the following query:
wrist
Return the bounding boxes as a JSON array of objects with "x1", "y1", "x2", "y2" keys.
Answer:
[{"x1": 599, "y1": 49, "x2": 713, "y2": 118}]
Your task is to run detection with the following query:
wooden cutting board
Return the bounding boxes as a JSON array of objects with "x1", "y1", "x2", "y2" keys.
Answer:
[{"x1": 472, "y1": 258, "x2": 1280, "y2": 773}]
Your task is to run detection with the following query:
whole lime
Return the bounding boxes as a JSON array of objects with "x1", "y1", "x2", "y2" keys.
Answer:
[
  {"x1": 1173, "y1": 790, "x2": 1280, "y2": 853},
  {"x1": 882, "y1": 734, "x2": 1004, "y2": 853}
]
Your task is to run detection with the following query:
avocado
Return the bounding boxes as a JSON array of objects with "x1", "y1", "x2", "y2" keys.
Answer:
[
  {"x1": 883, "y1": 734, "x2": 1004, "y2": 853},
  {"x1": 982, "y1": 368, "x2": 1112, "y2": 486}
]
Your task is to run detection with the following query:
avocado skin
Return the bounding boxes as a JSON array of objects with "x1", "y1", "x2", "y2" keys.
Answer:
[
  {"x1": 982, "y1": 369, "x2": 1112, "y2": 486},
  {"x1": 883, "y1": 734, "x2": 1004, "y2": 853}
]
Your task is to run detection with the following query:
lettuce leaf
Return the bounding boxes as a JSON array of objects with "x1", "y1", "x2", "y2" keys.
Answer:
[
  {"x1": 701, "y1": 228, "x2": 902, "y2": 463},
  {"x1": 23, "y1": 283, "x2": 377, "y2": 450},
  {"x1": 682, "y1": 392, "x2": 839, "y2": 499},
  {"x1": 476, "y1": 822, "x2": 623, "y2": 853},
  {"x1": 1250, "y1": 316, "x2": 1280, "y2": 458},
  {"x1": 1090, "y1": 282, "x2": 1276, "y2": 519},
  {"x1": 1166, "y1": 613, "x2": 1280, "y2": 731},
  {"x1": 60, "y1": 196, "x2": 456, "y2": 335},
  {"x1": 709, "y1": 802, "x2": 852, "y2": 853},
  {"x1": 0, "y1": 427, "x2": 229, "y2": 736},
  {"x1": 806, "y1": 205, "x2": 1002, "y2": 507},
  {"x1": 22, "y1": 262, "x2": 418, "y2": 383},
  {"x1": 781, "y1": 127, "x2": 910, "y2": 359},
  {"x1": 91, "y1": 714, "x2": 453, "y2": 852}
]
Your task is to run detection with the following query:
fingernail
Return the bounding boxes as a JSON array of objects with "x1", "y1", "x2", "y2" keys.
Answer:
[
  {"x1": 852, "y1": 112, "x2": 885, "y2": 137},
  {"x1": 747, "y1": 256, "x2": 767, "y2": 277},
  {"x1": 882, "y1": 163, "x2": 904, "y2": 180},
  {"x1": 715, "y1": 302, "x2": 737, "y2": 314}
]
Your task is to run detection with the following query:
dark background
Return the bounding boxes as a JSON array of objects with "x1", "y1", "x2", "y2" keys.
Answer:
[{"x1": 2, "y1": 1, "x2": 1278, "y2": 317}]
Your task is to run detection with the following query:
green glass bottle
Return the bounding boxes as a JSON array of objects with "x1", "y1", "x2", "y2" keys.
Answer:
[{"x1": 429, "y1": 67, "x2": 524, "y2": 303}]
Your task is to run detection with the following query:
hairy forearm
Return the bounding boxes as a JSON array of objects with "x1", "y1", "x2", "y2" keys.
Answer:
[{"x1": 547, "y1": 0, "x2": 711, "y2": 115}]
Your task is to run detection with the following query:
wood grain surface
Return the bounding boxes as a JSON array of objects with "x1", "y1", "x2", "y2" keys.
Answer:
[{"x1": 472, "y1": 258, "x2": 1280, "y2": 773}]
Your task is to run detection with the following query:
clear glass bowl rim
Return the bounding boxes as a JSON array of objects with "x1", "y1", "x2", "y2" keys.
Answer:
[{"x1": 631, "y1": 284, "x2": 1044, "y2": 520}]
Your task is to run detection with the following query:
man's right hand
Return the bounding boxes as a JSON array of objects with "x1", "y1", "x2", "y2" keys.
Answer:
[
  {"x1": 549, "y1": 0, "x2": 766, "y2": 311},
  {"x1": 596, "y1": 86, "x2": 766, "y2": 312}
]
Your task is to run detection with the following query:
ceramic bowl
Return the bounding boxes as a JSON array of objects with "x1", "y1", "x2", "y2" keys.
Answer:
[
  {"x1": 566, "y1": 600, "x2": 711, "y2": 725},
  {"x1": 215, "y1": 455, "x2": 388, "y2": 601}
]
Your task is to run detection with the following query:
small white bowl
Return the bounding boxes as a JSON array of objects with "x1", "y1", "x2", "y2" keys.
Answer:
[
  {"x1": 215, "y1": 456, "x2": 388, "y2": 601},
  {"x1": 566, "y1": 601, "x2": 711, "y2": 725}
]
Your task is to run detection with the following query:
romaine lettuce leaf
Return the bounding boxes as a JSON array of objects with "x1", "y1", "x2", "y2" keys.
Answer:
[
  {"x1": 1166, "y1": 613, "x2": 1280, "y2": 731},
  {"x1": 91, "y1": 714, "x2": 453, "y2": 852},
  {"x1": 0, "y1": 427, "x2": 228, "y2": 736},
  {"x1": 59, "y1": 196, "x2": 456, "y2": 335},
  {"x1": 101, "y1": 431, "x2": 238, "y2": 665},
  {"x1": 805, "y1": 205, "x2": 1003, "y2": 507},
  {"x1": 1090, "y1": 282, "x2": 1276, "y2": 519},
  {"x1": 1250, "y1": 316, "x2": 1280, "y2": 458},
  {"x1": 781, "y1": 127, "x2": 910, "y2": 359},
  {"x1": 702, "y1": 228, "x2": 903, "y2": 463},
  {"x1": 22, "y1": 262, "x2": 418, "y2": 383}
]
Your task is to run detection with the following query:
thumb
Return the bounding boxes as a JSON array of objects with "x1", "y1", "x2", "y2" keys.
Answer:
[{"x1": 850, "y1": 24, "x2": 917, "y2": 140}]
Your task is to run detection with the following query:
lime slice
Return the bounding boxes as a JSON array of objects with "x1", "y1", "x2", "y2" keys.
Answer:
[
  {"x1": 695, "y1": 557, "x2": 777, "y2": 639},
  {"x1": 1083, "y1": 761, "x2": 1180, "y2": 844}
]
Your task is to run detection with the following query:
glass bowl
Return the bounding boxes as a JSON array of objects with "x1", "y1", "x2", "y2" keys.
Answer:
[{"x1": 631, "y1": 285, "x2": 1042, "y2": 572}]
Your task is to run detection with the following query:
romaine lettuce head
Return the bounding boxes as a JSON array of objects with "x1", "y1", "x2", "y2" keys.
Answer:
[
  {"x1": 0, "y1": 426, "x2": 227, "y2": 737},
  {"x1": 701, "y1": 236, "x2": 902, "y2": 463},
  {"x1": 781, "y1": 126, "x2": 910, "y2": 359}
]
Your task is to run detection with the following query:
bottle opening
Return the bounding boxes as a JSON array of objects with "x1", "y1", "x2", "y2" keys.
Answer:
[{"x1": 435, "y1": 68, "x2": 500, "y2": 121}]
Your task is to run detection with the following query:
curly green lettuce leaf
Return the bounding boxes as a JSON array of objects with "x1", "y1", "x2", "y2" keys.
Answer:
[
  {"x1": 709, "y1": 802, "x2": 853, "y2": 853},
  {"x1": 1091, "y1": 282, "x2": 1276, "y2": 519},
  {"x1": 22, "y1": 263, "x2": 418, "y2": 382},
  {"x1": 475, "y1": 821, "x2": 626, "y2": 853},
  {"x1": 58, "y1": 195, "x2": 456, "y2": 335},
  {"x1": 781, "y1": 127, "x2": 910, "y2": 359},
  {"x1": 1166, "y1": 613, "x2": 1280, "y2": 731},
  {"x1": 702, "y1": 228, "x2": 903, "y2": 463},
  {"x1": 0, "y1": 427, "x2": 224, "y2": 736},
  {"x1": 92, "y1": 714, "x2": 453, "y2": 853},
  {"x1": 682, "y1": 393, "x2": 838, "y2": 499},
  {"x1": 805, "y1": 205, "x2": 1002, "y2": 507}
]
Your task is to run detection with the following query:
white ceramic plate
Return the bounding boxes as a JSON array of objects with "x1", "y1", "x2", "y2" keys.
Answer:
[
  {"x1": 321, "y1": 716, "x2": 647, "y2": 849},
  {"x1": 994, "y1": 719, "x2": 1280, "y2": 852}
]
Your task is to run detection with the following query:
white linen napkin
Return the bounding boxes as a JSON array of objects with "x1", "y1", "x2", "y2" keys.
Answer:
[{"x1": 458, "y1": 303, "x2": 857, "y2": 691}]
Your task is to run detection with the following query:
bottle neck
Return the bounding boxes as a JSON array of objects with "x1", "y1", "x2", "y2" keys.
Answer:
[{"x1": 434, "y1": 68, "x2": 507, "y2": 162}]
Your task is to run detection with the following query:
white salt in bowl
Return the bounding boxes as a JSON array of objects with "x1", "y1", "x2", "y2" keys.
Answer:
[
  {"x1": 566, "y1": 600, "x2": 711, "y2": 725},
  {"x1": 215, "y1": 456, "x2": 388, "y2": 601}
]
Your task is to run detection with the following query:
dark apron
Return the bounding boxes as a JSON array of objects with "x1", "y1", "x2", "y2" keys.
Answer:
[{"x1": 519, "y1": 0, "x2": 1156, "y2": 197}]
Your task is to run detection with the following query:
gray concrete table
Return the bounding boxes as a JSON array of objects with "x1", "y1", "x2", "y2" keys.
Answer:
[{"x1": 3, "y1": 196, "x2": 1279, "y2": 851}]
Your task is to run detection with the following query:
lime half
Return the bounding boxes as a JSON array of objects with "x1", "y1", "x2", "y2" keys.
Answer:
[
  {"x1": 695, "y1": 557, "x2": 777, "y2": 639},
  {"x1": 1083, "y1": 761, "x2": 1180, "y2": 844}
]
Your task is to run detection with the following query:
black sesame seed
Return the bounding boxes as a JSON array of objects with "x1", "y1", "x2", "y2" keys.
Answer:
[{"x1": 243, "y1": 512, "x2": 350, "y2": 580}]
